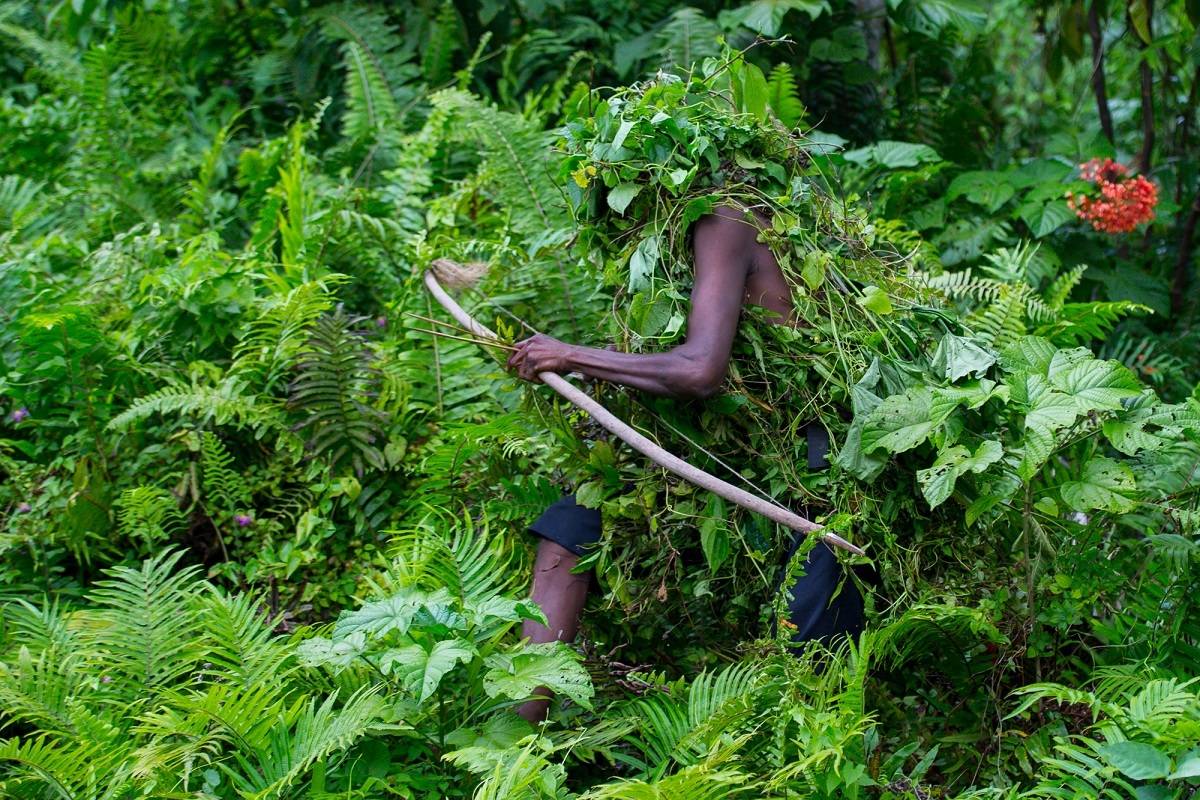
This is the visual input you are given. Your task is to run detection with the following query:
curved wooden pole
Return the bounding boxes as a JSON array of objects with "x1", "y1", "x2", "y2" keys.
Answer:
[{"x1": 424, "y1": 270, "x2": 865, "y2": 557}]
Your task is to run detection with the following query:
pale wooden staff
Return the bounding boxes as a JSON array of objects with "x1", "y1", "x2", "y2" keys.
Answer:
[{"x1": 424, "y1": 269, "x2": 865, "y2": 557}]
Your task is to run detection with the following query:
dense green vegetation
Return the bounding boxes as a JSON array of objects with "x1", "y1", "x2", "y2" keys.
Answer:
[{"x1": 1, "y1": 1, "x2": 1199, "y2": 797}]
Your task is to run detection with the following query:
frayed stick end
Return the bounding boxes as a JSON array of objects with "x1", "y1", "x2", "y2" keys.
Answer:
[{"x1": 430, "y1": 258, "x2": 489, "y2": 291}]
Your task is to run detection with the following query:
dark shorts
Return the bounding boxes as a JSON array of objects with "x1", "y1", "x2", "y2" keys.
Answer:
[
  {"x1": 528, "y1": 456, "x2": 865, "y2": 645},
  {"x1": 528, "y1": 494, "x2": 603, "y2": 558}
]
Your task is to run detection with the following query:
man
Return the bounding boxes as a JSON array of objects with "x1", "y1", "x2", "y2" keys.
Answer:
[{"x1": 506, "y1": 204, "x2": 864, "y2": 722}]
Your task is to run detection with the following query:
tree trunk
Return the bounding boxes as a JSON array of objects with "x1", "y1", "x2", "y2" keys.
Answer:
[
  {"x1": 1087, "y1": 1, "x2": 1115, "y2": 145},
  {"x1": 1132, "y1": 0, "x2": 1155, "y2": 174},
  {"x1": 1171, "y1": 191, "x2": 1199, "y2": 317}
]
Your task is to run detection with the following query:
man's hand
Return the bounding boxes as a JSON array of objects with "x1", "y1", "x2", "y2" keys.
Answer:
[{"x1": 507, "y1": 334, "x2": 575, "y2": 382}]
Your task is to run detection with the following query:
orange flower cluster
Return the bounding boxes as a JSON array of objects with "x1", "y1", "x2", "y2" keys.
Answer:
[{"x1": 1065, "y1": 158, "x2": 1158, "y2": 234}]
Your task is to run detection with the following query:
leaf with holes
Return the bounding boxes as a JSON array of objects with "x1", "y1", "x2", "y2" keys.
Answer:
[
  {"x1": 1060, "y1": 457, "x2": 1138, "y2": 513},
  {"x1": 918, "y1": 440, "x2": 1003, "y2": 508},
  {"x1": 861, "y1": 387, "x2": 935, "y2": 455},
  {"x1": 483, "y1": 643, "x2": 593, "y2": 709}
]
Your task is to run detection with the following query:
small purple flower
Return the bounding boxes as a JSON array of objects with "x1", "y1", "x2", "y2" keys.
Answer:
[
  {"x1": 9, "y1": 407, "x2": 29, "y2": 423},
  {"x1": 375, "y1": 316, "x2": 387, "y2": 328},
  {"x1": 16, "y1": 502, "x2": 31, "y2": 513},
  {"x1": 100, "y1": 675, "x2": 112, "y2": 684},
  {"x1": 234, "y1": 514, "x2": 253, "y2": 527}
]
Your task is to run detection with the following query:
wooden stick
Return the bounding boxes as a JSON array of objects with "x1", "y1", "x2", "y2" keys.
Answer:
[{"x1": 424, "y1": 270, "x2": 865, "y2": 557}]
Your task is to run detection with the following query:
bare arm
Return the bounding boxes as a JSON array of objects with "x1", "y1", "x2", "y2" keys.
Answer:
[{"x1": 509, "y1": 207, "x2": 758, "y2": 398}]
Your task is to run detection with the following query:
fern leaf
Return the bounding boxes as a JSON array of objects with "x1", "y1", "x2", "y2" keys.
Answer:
[
  {"x1": 766, "y1": 64, "x2": 806, "y2": 128},
  {"x1": 654, "y1": 8, "x2": 722, "y2": 71},
  {"x1": 83, "y1": 550, "x2": 206, "y2": 698},
  {"x1": 224, "y1": 686, "x2": 383, "y2": 798},
  {"x1": 289, "y1": 309, "x2": 388, "y2": 476}
]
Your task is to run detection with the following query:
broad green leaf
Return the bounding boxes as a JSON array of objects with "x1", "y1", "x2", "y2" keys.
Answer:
[
  {"x1": 893, "y1": 0, "x2": 988, "y2": 37},
  {"x1": 740, "y1": 62, "x2": 769, "y2": 122},
  {"x1": 862, "y1": 387, "x2": 934, "y2": 454},
  {"x1": 334, "y1": 592, "x2": 426, "y2": 639},
  {"x1": 468, "y1": 596, "x2": 547, "y2": 626},
  {"x1": 1169, "y1": 748, "x2": 1200, "y2": 780},
  {"x1": 1103, "y1": 401, "x2": 1200, "y2": 455},
  {"x1": 1049, "y1": 357, "x2": 1141, "y2": 412},
  {"x1": 967, "y1": 473, "x2": 1021, "y2": 524},
  {"x1": 628, "y1": 234, "x2": 661, "y2": 293},
  {"x1": 1008, "y1": 158, "x2": 1073, "y2": 188},
  {"x1": 801, "y1": 250, "x2": 829, "y2": 290},
  {"x1": 1018, "y1": 384, "x2": 1078, "y2": 480},
  {"x1": 931, "y1": 334, "x2": 996, "y2": 381},
  {"x1": 610, "y1": 118, "x2": 635, "y2": 151},
  {"x1": 858, "y1": 284, "x2": 894, "y2": 314},
  {"x1": 719, "y1": 0, "x2": 831, "y2": 36},
  {"x1": 296, "y1": 632, "x2": 367, "y2": 670},
  {"x1": 383, "y1": 640, "x2": 475, "y2": 702},
  {"x1": 1060, "y1": 457, "x2": 1137, "y2": 513},
  {"x1": 810, "y1": 26, "x2": 868, "y2": 63},
  {"x1": 917, "y1": 440, "x2": 1002, "y2": 508},
  {"x1": 947, "y1": 170, "x2": 1015, "y2": 212},
  {"x1": 835, "y1": 417, "x2": 889, "y2": 481},
  {"x1": 606, "y1": 182, "x2": 641, "y2": 215},
  {"x1": 930, "y1": 380, "x2": 1008, "y2": 425},
  {"x1": 871, "y1": 140, "x2": 942, "y2": 168},
  {"x1": 1097, "y1": 741, "x2": 1171, "y2": 781},
  {"x1": 850, "y1": 358, "x2": 883, "y2": 417},
  {"x1": 700, "y1": 495, "x2": 730, "y2": 574},
  {"x1": 1017, "y1": 199, "x2": 1073, "y2": 238},
  {"x1": 483, "y1": 643, "x2": 594, "y2": 709},
  {"x1": 1000, "y1": 336, "x2": 1058, "y2": 374}
]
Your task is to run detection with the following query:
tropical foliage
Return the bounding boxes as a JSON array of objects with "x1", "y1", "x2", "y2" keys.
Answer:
[{"x1": 1, "y1": 0, "x2": 1198, "y2": 798}]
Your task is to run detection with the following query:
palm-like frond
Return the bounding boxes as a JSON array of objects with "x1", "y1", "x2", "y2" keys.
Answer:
[
  {"x1": 381, "y1": 510, "x2": 526, "y2": 607},
  {"x1": 289, "y1": 308, "x2": 388, "y2": 476},
  {"x1": 199, "y1": 590, "x2": 293, "y2": 689},
  {"x1": 81, "y1": 549, "x2": 206, "y2": 699},
  {"x1": 107, "y1": 378, "x2": 286, "y2": 434},
  {"x1": 223, "y1": 686, "x2": 383, "y2": 799}
]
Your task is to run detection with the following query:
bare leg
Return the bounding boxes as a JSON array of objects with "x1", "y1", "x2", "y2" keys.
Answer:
[{"x1": 516, "y1": 538, "x2": 590, "y2": 722}]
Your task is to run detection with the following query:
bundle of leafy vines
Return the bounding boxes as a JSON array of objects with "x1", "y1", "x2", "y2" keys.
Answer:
[{"x1": 544, "y1": 55, "x2": 1200, "y2": 656}]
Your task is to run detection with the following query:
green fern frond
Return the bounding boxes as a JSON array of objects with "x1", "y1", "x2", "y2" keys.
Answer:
[
  {"x1": 581, "y1": 748, "x2": 755, "y2": 800},
  {"x1": 107, "y1": 378, "x2": 285, "y2": 434},
  {"x1": 0, "y1": 733, "x2": 133, "y2": 800},
  {"x1": 0, "y1": 650, "x2": 84, "y2": 737},
  {"x1": 381, "y1": 510, "x2": 526, "y2": 608},
  {"x1": 1034, "y1": 302, "x2": 1150, "y2": 347},
  {"x1": 115, "y1": 486, "x2": 185, "y2": 545},
  {"x1": 655, "y1": 8, "x2": 722, "y2": 71},
  {"x1": 1044, "y1": 264, "x2": 1087, "y2": 310},
  {"x1": 199, "y1": 431, "x2": 253, "y2": 518},
  {"x1": 82, "y1": 549, "x2": 206, "y2": 698},
  {"x1": 198, "y1": 591, "x2": 292, "y2": 689},
  {"x1": 430, "y1": 89, "x2": 569, "y2": 239},
  {"x1": 968, "y1": 292, "x2": 1027, "y2": 348},
  {"x1": 289, "y1": 308, "x2": 388, "y2": 476},
  {"x1": 232, "y1": 277, "x2": 343, "y2": 394},
  {"x1": 420, "y1": 1, "x2": 464, "y2": 85},
  {"x1": 766, "y1": 63, "x2": 806, "y2": 128},
  {"x1": 223, "y1": 686, "x2": 383, "y2": 799},
  {"x1": 180, "y1": 111, "x2": 243, "y2": 236},
  {"x1": 0, "y1": 175, "x2": 45, "y2": 233}
]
